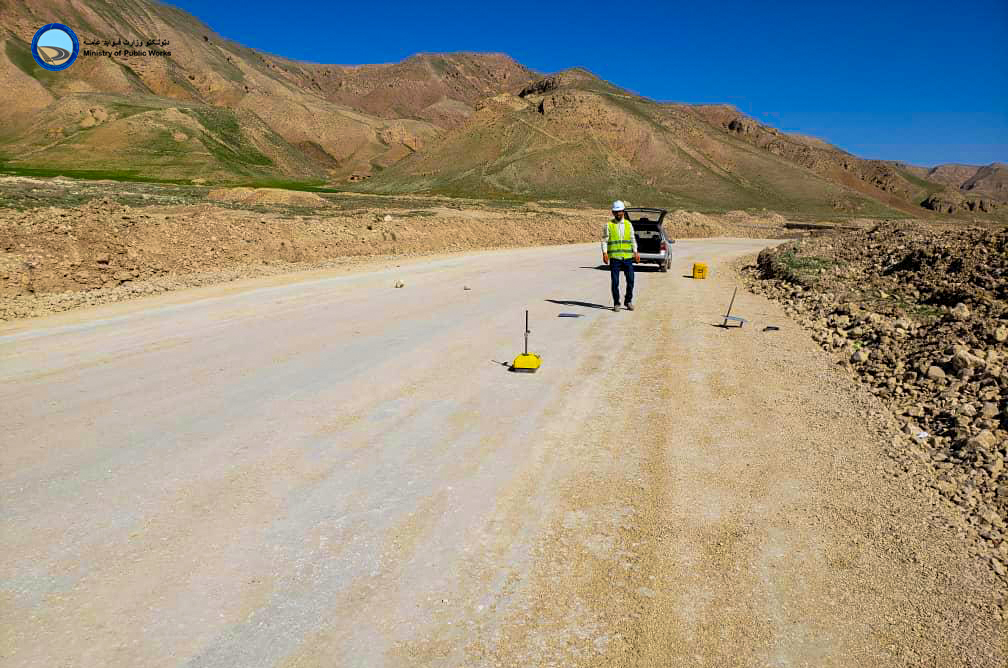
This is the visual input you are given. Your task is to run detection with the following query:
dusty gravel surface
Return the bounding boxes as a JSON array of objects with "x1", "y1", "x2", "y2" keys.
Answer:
[{"x1": 1, "y1": 239, "x2": 1004, "y2": 667}]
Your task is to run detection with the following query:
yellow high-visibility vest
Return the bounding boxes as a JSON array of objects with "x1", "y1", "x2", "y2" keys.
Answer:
[{"x1": 607, "y1": 220, "x2": 634, "y2": 260}]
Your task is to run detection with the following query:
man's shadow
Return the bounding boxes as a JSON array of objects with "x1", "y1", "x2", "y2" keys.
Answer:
[{"x1": 545, "y1": 299, "x2": 613, "y2": 310}]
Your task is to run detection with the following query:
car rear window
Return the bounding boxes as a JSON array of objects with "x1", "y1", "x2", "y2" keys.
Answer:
[{"x1": 627, "y1": 214, "x2": 660, "y2": 227}]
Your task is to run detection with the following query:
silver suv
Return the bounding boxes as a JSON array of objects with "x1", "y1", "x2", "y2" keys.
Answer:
[{"x1": 624, "y1": 208, "x2": 674, "y2": 272}]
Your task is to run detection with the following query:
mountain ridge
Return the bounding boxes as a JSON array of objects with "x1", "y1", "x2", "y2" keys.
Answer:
[{"x1": 0, "y1": 0, "x2": 1001, "y2": 217}]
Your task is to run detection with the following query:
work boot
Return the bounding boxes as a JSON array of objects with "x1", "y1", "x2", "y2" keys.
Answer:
[
  {"x1": 612, "y1": 303, "x2": 619, "y2": 312},
  {"x1": 625, "y1": 303, "x2": 634, "y2": 311}
]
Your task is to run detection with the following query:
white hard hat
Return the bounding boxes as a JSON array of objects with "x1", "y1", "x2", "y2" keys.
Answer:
[{"x1": 611, "y1": 200, "x2": 625, "y2": 212}]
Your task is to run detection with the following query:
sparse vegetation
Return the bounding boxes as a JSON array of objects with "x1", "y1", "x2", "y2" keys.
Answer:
[
  {"x1": 0, "y1": 162, "x2": 181, "y2": 184},
  {"x1": 4, "y1": 39, "x2": 61, "y2": 88},
  {"x1": 185, "y1": 108, "x2": 274, "y2": 169},
  {"x1": 778, "y1": 249, "x2": 834, "y2": 273},
  {"x1": 897, "y1": 167, "x2": 947, "y2": 196},
  {"x1": 758, "y1": 245, "x2": 836, "y2": 286}
]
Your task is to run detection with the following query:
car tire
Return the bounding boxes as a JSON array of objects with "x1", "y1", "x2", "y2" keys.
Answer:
[{"x1": 660, "y1": 260, "x2": 668, "y2": 272}]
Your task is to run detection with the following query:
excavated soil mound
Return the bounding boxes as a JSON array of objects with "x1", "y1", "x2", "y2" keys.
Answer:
[
  {"x1": 663, "y1": 209, "x2": 724, "y2": 237},
  {"x1": 207, "y1": 187, "x2": 329, "y2": 208}
]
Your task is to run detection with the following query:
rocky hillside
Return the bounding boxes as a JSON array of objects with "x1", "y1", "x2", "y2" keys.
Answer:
[
  {"x1": 352, "y1": 70, "x2": 909, "y2": 215},
  {"x1": 907, "y1": 163, "x2": 1007, "y2": 215},
  {"x1": 0, "y1": 0, "x2": 1002, "y2": 217},
  {"x1": 961, "y1": 164, "x2": 1008, "y2": 199},
  {"x1": 922, "y1": 163, "x2": 1008, "y2": 200},
  {"x1": 0, "y1": 0, "x2": 533, "y2": 182},
  {"x1": 745, "y1": 224, "x2": 1008, "y2": 582},
  {"x1": 695, "y1": 107, "x2": 1004, "y2": 217}
]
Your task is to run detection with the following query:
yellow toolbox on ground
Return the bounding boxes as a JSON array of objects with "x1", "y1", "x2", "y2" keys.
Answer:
[{"x1": 692, "y1": 262, "x2": 708, "y2": 279}]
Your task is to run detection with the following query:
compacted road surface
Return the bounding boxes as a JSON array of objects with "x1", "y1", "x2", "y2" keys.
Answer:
[{"x1": 1, "y1": 240, "x2": 1003, "y2": 666}]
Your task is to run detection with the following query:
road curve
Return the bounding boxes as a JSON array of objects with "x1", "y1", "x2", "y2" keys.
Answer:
[
  {"x1": 37, "y1": 46, "x2": 70, "y2": 63},
  {"x1": 0, "y1": 240, "x2": 1002, "y2": 666}
]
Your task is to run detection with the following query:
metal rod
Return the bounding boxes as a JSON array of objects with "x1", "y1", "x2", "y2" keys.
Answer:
[
  {"x1": 723, "y1": 287, "x2": 738, "y2": 327},
  {"x1": 726, "y1": 287, "x2": 737, "y2": 316},
  {"x1": 524, "y1": 310, "x2": 529, "y2": 355}
]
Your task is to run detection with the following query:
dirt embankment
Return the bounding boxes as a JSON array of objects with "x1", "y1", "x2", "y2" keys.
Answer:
[
  {"x1": 742, "y1": 222, "x2": 1008, "y2": 589},
  {"x1": 205, "y1": 187, "x2": 330, "y2": 207},
  {"x1": 0, "y1": 198, "x2": 601, "y2": 320},
  {"x1": 0, "y1": 188, "x2": 795, "y2": 320}
]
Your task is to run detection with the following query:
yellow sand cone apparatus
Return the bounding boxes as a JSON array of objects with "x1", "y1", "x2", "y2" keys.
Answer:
[{"x1": 510, "y1": 309, "x2": 541, "y2": 373}]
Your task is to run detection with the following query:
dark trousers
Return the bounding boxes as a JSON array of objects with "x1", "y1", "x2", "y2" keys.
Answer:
[{"x1": 610, "y1": 257, "x2": 635, "y2": 305}]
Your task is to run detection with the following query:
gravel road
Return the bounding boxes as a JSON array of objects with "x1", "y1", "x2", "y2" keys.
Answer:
[{"x1": 1, "y1": 239, "x2": 1003, "y2": 666}]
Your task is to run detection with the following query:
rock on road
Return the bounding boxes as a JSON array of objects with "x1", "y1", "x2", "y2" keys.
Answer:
[{"x1": 1, "y1": 239, "x2": 1003, "y2": 667}]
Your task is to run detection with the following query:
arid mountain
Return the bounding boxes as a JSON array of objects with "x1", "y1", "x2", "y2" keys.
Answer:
[
  {"x1": 922, "y1": 164, "x2": 983, "y2": 188},
  {"x1": 693, "y1": 107, "x2": 1007, "y2": 215},
  {"x1": 0, "y1": 0, "x2": 533, "y2": 182},
  {"x1": 893, "y1": 163, "x2": 1007, "y2": 214},
  {"x1": 0, "y1": 0, "x2": 1000, "y2": 217},
  {"x1": 962, "y1": 163, "x2": 1007, "y2": 198},
  {"x1": 351, "y1": 71, "x2": 905, "y2": 215},
  {"x1": 695, "y1": 106, "x2": 1007, "y2": 216},
  {"x1": 922, "y1": 162, "x2": 1008, "y2": 201}
]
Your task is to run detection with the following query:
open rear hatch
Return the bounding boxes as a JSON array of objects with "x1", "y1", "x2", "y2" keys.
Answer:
[{"x1": 625, "y1": 208, "x2": 666, "y2": 254}]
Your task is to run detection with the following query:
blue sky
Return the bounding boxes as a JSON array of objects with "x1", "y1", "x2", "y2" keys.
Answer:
[
  {"x1": 37, "y1": 27, "x2": 73, "y2": 51},
  {"x1": 164, "y1": 0, "x2": 1007, "y2": 166}
]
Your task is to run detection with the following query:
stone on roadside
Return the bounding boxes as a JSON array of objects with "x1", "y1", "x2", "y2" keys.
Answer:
[
  {"x1": 394, "y1": 279, "x2": 405, "y2": 288},
  {"x1": 995, "y1": 326, "x2": 1008, "y2": 343},
  {"x1": 926, "y1": 365, "x2": 946, "y2": 381},
  {"x1": 969, "y1": 430, "x2": 998, "y2": 450},
  {"x1": 951, "y1": 303, "x2": 971, "y2": 321},
  {"x1": 851, "y1": 349, "x2": 869, "y2": 364},
  {"x1": 952, "y1": 351, "x2": 980, "y2": 372}
]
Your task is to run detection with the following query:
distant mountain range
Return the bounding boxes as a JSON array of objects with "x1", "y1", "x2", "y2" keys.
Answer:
[{"x1": 1, "y1": 0, "x2": 1003, "y2": 217}]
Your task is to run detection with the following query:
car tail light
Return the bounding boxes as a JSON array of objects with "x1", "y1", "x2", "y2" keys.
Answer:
[{"x1": 660, "y1": 241, "x2": 667, "y2": 251}]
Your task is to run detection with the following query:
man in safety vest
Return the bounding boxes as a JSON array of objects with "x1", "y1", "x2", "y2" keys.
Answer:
[{"x1": 601, "y1": 200, "x2": 639, "y2": 311}]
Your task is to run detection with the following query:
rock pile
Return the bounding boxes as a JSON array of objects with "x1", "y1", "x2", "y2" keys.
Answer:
[{"x1": 745, "y1": 222, "x2": 1008, "y2": 579}]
